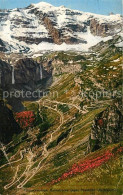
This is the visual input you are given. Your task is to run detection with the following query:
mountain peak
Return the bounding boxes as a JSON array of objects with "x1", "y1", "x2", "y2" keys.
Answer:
[
  {"x1": 32, "y1": 1, "x2": 54, "y2": 9},
  {"x1": 0, "y1": 1, "x2": 122, "y2": 54}
]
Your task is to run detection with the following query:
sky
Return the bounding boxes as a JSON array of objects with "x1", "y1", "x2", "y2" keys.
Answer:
[{"x1": 0, "y1": 0, "x2": 122, "y2": 15}]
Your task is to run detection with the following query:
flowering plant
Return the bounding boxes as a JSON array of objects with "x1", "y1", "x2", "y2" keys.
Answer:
[
  {"x1": 50, "y1": 147, "x2": 123, "y2": 185},
  {"x1": 15, "y1": 111, "x2": 35, "y2": 129}
]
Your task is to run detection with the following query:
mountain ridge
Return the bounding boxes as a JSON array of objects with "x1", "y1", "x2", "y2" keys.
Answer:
[{"x1": 0, "y1": 1, "x2": 122, "y2": 54}]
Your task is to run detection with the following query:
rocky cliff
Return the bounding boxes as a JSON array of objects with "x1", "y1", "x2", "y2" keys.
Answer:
[
  {"x1": 0, "y1": 100, "x2": 21, "y2": 144},
  {"x1": 0, "y1": 57, "x2": 52, "y2": 91},
  {"x1": 88, "y1": 99, "x2": 122, "y2": 152},
  {"x1": 0, "y1": 39, "x2": 7, "y2": 52},
  {"x1": 0, "y1": 59, "x2": 12, "y2": 87},
  {"x1": 90, "y1": 19, "x2": 122, "y2": 37},
  {"x1": 0, "y1": 57, "x2": 53, "y2": 112},
  {"x1": 15, "y1": 58, "x2": 47, "y2": 85}
]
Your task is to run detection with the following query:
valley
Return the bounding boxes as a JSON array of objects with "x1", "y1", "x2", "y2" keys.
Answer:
[
  {"x1": 0, "y1": 2, "x2": 122, "y2": 194},
  {"x1": 0, "y1": 34, "x2": 122, "y2": 194}
]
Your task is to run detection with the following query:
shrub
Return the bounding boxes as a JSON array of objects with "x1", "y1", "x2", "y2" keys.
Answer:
[
  {"x1": 47, "y1": 129, "x2": 71, "y2": 150},
  {"x1": 57, "y1": 129, "x2": 71, "y2": 144},
  {"x1": 47, "y1": 140, "x2": 57, "y2": 150},
  {"x1": 15, "y1": 111, "x2": 35, "y2": 129},
  {"x1": 58, "y1": 104, "x2": 69, "y2": 113}
]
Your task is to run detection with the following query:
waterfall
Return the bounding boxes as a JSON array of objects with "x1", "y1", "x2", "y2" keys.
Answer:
[
  {"x1": 40, "y1": 65, "x2": 43, "y2": 80},
  {"x1": 11, "y1": 65, "x2": 15, "y2": 84},
  {"x1": 0, "y1": 142, "x2": 12, "y2": 168}
]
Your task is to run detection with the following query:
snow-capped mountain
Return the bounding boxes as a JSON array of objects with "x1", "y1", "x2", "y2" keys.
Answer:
[{"x1": 0, "y1": 2, "x2": 122, "y2": 53}]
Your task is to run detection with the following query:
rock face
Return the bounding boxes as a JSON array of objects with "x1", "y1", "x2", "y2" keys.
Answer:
[
  {"x1": 13, "y1": 36, "x2": 53, "y2": 45},
  {"x1": 0, "y1": 59, "x2": 12, "y2": 87},
  {"x1": 30, "y1": 9, "x2": 86, "y2": 45},
  {"x1": 0, "y1": 39, "x2": 7, "y2": 52},
  {"x1": 0, "y1": 58, "x2": 52, "y2": 91},
  {"x1": 0, "y1": 100, "x2": 21, "y2": 144},
  {"x1": 0, "y1": 57, "x2": 53, "y2": 112},
  {"x1": 15, "y1": 58, "x2": 45, "y2": 84},
  {"x1": 88, "y1": 99, "x2": 122, "y2": 152},
  {"x1": 90, "y1": 19, "x2": 121, "y2": 37},
  {"x1": 42, "y1": 15, "x2": 86, "y2": 44},
  {"x1": 43, "y1": 16, "x2": 62, "y2": 44}
]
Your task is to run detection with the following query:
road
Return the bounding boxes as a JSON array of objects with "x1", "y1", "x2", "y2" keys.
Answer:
[{"x1": 3, "y1": 98, "x2": 90, "y2": 190}]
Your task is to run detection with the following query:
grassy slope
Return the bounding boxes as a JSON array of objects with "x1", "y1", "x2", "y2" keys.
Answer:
[{"x1": 49, "y1": 144, "x2": 123, "y2": 195}]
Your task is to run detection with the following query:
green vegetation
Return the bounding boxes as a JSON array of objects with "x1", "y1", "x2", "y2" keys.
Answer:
[
  {"x1": 34, "y1": 110, "x2": 43, "y2": 126},
  {"x1": 55, "y1": 52, "x2": 86, "y2": 64},
  {"x1": 47, "y1": 140, "x2": 57, "y2": 150},
  {"x1": 23, "y1": 101, "x2": 39, "y2": 113},
  {"x1": 57, "y1": 129, "x2": 71, "y2": 144},
  {"x1": 51, "y1": 144, "x2": 122, "y2": 195},
  {"x1": 35, "y1": 109, "x2": 52, "y2": 142},
  {"x1": 47, "y1": 129, "x2": 71, "y2": 150},
  {"x1": 54, "y1": 151, "x2": 69, "y2": 167},
  {"x1": 57, "y1": 104, "x2": 69, "y2": 113},
  {"x1": 37, "y1": 121, "x2": 51, "y2": 140}
]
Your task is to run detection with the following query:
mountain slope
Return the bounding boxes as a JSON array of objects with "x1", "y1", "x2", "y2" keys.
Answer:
[
  {"x1": 0, "y1": 37, "x2": 122, "y2": 194},
  {"x1": 0, "y1": 2, "x2": 122, "y2": 53}
]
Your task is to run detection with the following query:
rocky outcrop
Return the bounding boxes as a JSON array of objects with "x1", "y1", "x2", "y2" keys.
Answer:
[
  {"x1": 90, "y1": 19, "x2": 122, "y2": 37},
  {"x1": 0, "y1": 100, "x2": 21, "y2": 144},
  {"x1": 66, "y1": 23, "x2": 87, "y2": 32},
  {"x1": 88, "y1": 99, "x2": 122, "y2": 152},
  {"x1": 0, "y1": 39, "x2": 7, "y2": 52},
  {"x1": 13, "y1": 36, "x2": 53, "y2": 44},
  {"x1": 90, "y1": 35, "x2": 122, "y2": 58},
  {"x1": 0, "y1": 59, "x2": 12, "y2": 87},
  {"x1": 63, "y1": 36, "x2": 87, "y2": 44},
  {"x1": 43, "y1": 16, "x2": 62, "y2": 44},
  {"x1": 42, "y1": 16, "x2": 86, "y2": 44}
]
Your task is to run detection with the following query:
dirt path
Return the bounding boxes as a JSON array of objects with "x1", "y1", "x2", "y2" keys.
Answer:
[
  {"x1": 3, "y1": 97, "x2": 90, "y2": 190},
  {"x1": 3, "y1": 99, "x2": 64, "y2": 190},
  {"x1": 45, "y1": 99, "x2": 82, "y2": 113},
  {"x1": 0, "y1": 149, "x2": 26, "y2": 170}
]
